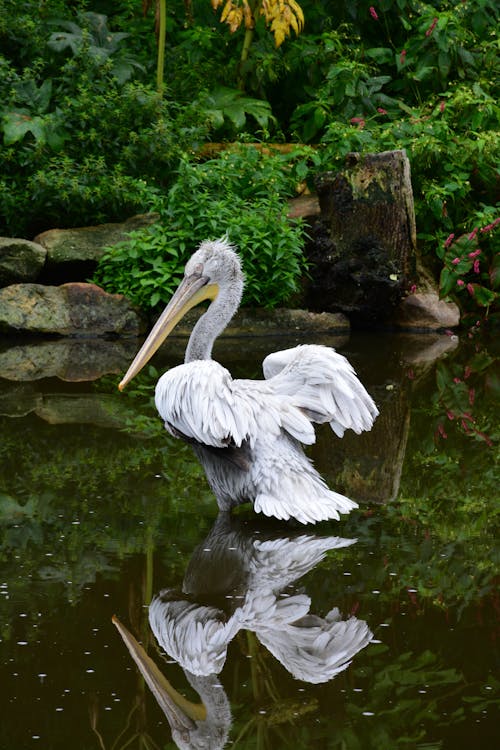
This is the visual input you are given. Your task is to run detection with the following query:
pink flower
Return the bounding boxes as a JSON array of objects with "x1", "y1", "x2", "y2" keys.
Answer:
[
  {"x1": 437, "y1": 423, "x2": 448, "y2": 439},
  {"x1": 439, "y1": 100, "x2": 445, "y2": 113},
  {"x1": 453, "y1": 377, "x2": 461, "y2": 384},
  {"x1": 456, "y1": 279, "x2": 465, "y2": 287},
  {"x1": 451, "y1": 257, "x2": 461, "y2": 265},
  {"x1": 350, "y1": 117, "x2": 365, "y2": 128},
  {"x1": 480, "y1": 217, "x2": 500, "y2": 233},
  {"x1": 369, "y1": 6, "x2": 379, "y2": 20},
  {"x1": 447, "y1": 410, "x2": 455, "y2": 421},
  {"x1": 400, "y1": 49, "x2": 407, "y2": 65},
  {"x1": 377, "y1": 107, "x2": 387, "y2": 115},
  {"x1": 426, "y1": 17, "x2": 438, "y2": 36},
  {"x1": 410, "y1": 283, "x2": 417, "y2": 293},
  {"x1": 468, "y1": 248, "x2": 481, "y2": 259},
  {"x1": 464, "y1": 366, "x2": 472, "y2": 380},
  {"x1": 467, "y1": 283, "x2": 475, "y2": 296},
  {"x1": 468, "y1": 227, "x2": 478, "y2": 241},
  {"x1": 473, "y1": 259, "x2": 480, "y2": 273},
  {"x1": 444, "y1": 233, "x2": 455, "y2": 248}
]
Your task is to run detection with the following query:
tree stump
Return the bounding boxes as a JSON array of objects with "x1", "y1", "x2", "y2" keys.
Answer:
[{"x1": 306, "y1": 149, "x2": 417, "y2": 326}]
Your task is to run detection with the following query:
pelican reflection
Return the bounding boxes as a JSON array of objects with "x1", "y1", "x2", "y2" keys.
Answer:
[{"x1": 114, "y1": 513, "x2": 373, "y2": 749}]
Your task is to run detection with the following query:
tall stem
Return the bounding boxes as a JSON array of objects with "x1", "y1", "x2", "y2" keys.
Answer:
[
  {"x1": 156, "y1": 0, "x2": 167, "y2": 93},
  {"x1": 237, "y1": 0, "x2": 259, "y2": 90}
]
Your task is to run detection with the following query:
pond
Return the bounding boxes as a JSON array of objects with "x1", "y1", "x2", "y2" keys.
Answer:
[{"x1": 0, "y1": 328, "x2": 498, "y2": 750}]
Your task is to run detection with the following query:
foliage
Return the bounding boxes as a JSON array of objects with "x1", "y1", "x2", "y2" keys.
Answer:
[
  {"x1": 438, "y1": 222, "x2": 500, "y2": 323},
  {"x1": 211, "y1": 0, "x2": 305, "y2": 47},
  {"x1": 281, "y1": 0, "x2": 499, "y2": 320},
  {"x1": 47, "y1": 11, "x2": 146, "y2": 83},
  {"x1": 0, "y1": 0, "x2": 498, "y2": 319},
  {"x1": 0, "y1": 7, "x2": 206, "y2": 235},
  {"x1": 94, "y1": 146, "x2": 307, "y2": 309},
  {"x1": 198, "y1": 85, "x2": 276, "y2": 136},
  {"x1": 393, "y1": 335, "x2": 499, "y2": 611}
]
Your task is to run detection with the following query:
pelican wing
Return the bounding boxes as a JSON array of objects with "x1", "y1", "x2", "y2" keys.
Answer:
[
  {"x1": 256, "y1": 607, "x2": 373, "y2": 684},
  {"x1": 155, "y1": 360, "x2": 315, "y2": 450},
  {"x1": 149, "y1": 593, "x2": 240, "y2": 676},
  {"x1": 251, "y1": 535, "x2": 356, "y2": 587},
  {"x1": 262, "y1": 345, "x2": 379, "y2": 438}
]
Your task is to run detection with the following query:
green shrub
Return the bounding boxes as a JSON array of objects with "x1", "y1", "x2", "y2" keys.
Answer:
[
  {"x1": 0, "y1": 9, "x2": 207, "y2": 235},
  {"x1": 94, "y1": 147, "x2": 307, "y2": 309}
]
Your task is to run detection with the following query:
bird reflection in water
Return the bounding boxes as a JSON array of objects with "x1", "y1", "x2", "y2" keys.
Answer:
[{"x1": 114, "y1": 513, "x2": 373, "y2": 750}]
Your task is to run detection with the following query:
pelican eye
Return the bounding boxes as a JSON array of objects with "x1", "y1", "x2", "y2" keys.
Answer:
[{"x1": 190, "y1": 263, "x2": 204, "y2": 277}]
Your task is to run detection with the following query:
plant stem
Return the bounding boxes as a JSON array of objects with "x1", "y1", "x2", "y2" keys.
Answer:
[
  {"x1": 237, "y1": 0, "x2": 259, "y2": 90},
  {"x1": 157, "y1": 0, "x2": 167, "y2": 93},
  {"x1": 238, "y1": 27, "x2": 255, "y2": 90}
]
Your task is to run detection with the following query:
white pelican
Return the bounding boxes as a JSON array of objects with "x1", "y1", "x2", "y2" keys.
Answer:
[
  {"x1": 149, "y1": 513, "x2": 372, "y2": 683},
  {"x1": 119, "y1": 239, "x2": 379, "y2": 524},
  {"x1": 113, "y1": 514, "x2": 372, "y2": 749}
]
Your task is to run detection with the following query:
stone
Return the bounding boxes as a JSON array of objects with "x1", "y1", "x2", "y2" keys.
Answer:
[
  {"x1": 176, "y1": 306, "x2": 350, "y2": 336},
  {"x1": 34, "y1": 393, "x2": 135, "y2": 429},
  {"x1": 0, "y1": 337, "x2": 141, "y2": 381},
  {"x1": 397, "y1": 332, "x2": 459, "y2": 364},
  {"x1": 0, "y1": 282, "x2": 147, "y2": 337},
  {"x1": 394, "y1": 292, "x2": 460, "y2": 331},
  {"x1": 34, "y1": 213, "x2": 159, "y2": 282},
  {"x1": 0, "y1": 237, "x2": 47, "y2": 286},
  {"x1": 0, "y1": 382, "x2": 41, "y2": 417},
  {"x1": 287, "y1": 194, "x2": 321, "y2": 220}
]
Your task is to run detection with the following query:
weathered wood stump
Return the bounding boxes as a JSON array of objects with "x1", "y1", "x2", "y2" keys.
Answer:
[{"x1": 306, "y1": 149, "x2": 417, "y2": 326}]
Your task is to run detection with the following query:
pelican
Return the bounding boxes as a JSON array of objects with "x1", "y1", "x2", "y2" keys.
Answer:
[
  {"x1": 148, "y1": 513, "x2": 373, "y2": 683},
  {"x1": 119, "y1": 239, "x2": 379, "y2": 524},
  {"x1": 113, "y1": 513, "x2": 373, "y2": 749}
]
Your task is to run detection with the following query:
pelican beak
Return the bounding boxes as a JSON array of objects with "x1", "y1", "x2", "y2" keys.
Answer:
[
  {"x1": 118, "y1": 273, "x2": 219, "y2": 390},
  {"x1": 112, "y1": 615, "x2": 207, "y2": 734}
]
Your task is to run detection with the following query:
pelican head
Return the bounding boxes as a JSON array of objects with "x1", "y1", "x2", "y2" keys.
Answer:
[
  {"x1": 184, "y1": 238, "x2": 242, "y2": 287},
  {"x1": 119, "y1": 238, "x2": 244, "y2": 390}
]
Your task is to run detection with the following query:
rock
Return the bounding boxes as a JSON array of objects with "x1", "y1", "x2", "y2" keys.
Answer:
[
  {"x1": 230, "y1": 307, "x2": 349, "y2": 334},
  {"x1": 177, "y1": 306, "x2": 349, "y2": 336},
  {"x1": 398, "y1": 332, "x2": 459, "y2": 364},
  {"x1": 287, "y1": 194, "x2": 321, "y2": 220},
  {"x1": 34, "y1": 393, "x2": 135, "y2": 429},
  {"x1": 0, "y1": 282, "x2": 147, "y2": 337},
  {"x1": 394, "y1": 292, "x2": 460, "y2": 331},
  {"x1": 34, "y1": 213, "x2": 159, "y2": 282},
  {"x1": 0, "y1": 238, "x2": 47, "y2": 286},
  {"x1": 0, "y1": 337, "x2": 141, "y2": 381},
  {"x1": 0, "y1": 382, "x2": 42, "y2": 417}
]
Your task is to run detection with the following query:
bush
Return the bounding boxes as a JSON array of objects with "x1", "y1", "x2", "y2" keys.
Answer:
[
  {"x1": 0, "y1": 9, "x2": 207, "y2": 235},
  {"x1": 93, "y1": 147, "x2": 307, "y2": 309},
  {"x1": 279, "y1": 0, "x2": 499, "y2": 322}
]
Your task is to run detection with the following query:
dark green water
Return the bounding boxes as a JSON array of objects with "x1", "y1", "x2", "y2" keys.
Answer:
[{"x1": 0, "y1": 330, "x2": 498, "y2": 749}]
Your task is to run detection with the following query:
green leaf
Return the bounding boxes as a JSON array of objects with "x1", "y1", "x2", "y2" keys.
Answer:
[
  {"x1": 365, "y1": 48, "x2": 393, "y2": 64},
  {"x1": 439, "y1": 267, "x2": 456, "y2": 298},
  {"x1": 2, "y1": 112, "x2": 45, "y2": 144},
  {"x1": 473, "y1": 286, "x2": 496, "y2": 307}
]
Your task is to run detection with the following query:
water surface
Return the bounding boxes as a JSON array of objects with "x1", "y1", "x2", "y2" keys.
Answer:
[{"x1": 1, "y1": 330, "x2": 498, "y2": 749}]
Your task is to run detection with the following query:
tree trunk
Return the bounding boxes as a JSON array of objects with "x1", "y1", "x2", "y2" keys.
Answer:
[{"x1": 306, "y1": 149, "x2": 417, "y2": 326}]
